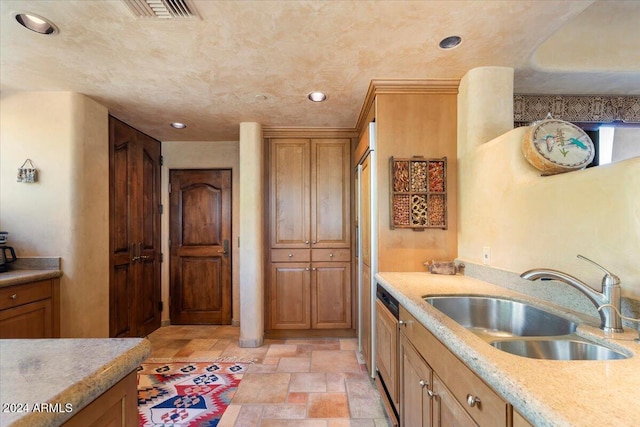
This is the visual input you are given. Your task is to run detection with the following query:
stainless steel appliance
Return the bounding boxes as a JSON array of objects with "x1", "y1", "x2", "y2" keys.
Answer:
[{"x1": 0, "y1": 246, "x2": 17, "y2": 272}]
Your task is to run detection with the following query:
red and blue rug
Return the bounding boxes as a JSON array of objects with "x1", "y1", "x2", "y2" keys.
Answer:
[{"x1": 137, "y1": 362, "x2": 248, "y2": 427}]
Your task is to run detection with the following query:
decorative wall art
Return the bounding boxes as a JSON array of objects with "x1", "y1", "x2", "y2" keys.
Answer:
[
  {"x1": 390, "y1": 156, "x2": 447, "y2": 229},
  {"x1": 521, "y1": 118, "x2": 595, "y2": 175}
]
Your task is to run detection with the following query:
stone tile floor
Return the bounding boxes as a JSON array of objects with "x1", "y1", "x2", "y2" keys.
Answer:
[{"x1": 145, "y1": 325, "x2": 391, "y2": 427}]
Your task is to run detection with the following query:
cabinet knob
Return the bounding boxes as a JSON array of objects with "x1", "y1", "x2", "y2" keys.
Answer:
[
  {"x1": 288, "y1": 253, "x2": 293, "y2": 258},
  {"x1": 305, "y1": 240, "x2": 309, "y2": 244},
  {"x1": 329, "y1": 253, "x2": 333, "y2": 258},
  {"x1": 427, "y1": 389, "x2": 437, "y2": 398},
  {"x1": 312, "y1": 240, "x2": 316, "y2": 244},
  {"x1": 399, "y1": 320, "x2": 409, "y2": 326},
  {"x1": 312, "y1": 267, "x2": 317, "y2": 271},
  {"x1": 418, "y1": 380, "x2": 428, "y2": 389},
  {"x1": 466, "y1": 394, "x2": 481, "y2": 408},
  {"x1": 9, "y1": 294, "x2": 17, "y2": 300},
  {"x1": 305, "y1": 267, "x2": 310, "y2": 271}
]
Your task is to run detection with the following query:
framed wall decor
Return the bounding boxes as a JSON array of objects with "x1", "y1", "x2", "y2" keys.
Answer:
[{"x1": 390, "y1": 156, "x2": 447, "y2": 230}]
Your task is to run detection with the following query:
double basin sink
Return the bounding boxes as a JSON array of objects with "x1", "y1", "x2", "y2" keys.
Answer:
[{"x1": 424, "y1": 295, "x2": 628, "y2": 361}]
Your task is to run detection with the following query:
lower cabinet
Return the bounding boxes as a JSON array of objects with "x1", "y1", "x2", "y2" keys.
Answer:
[
  {"x1": 269, "y1": 260, "x2": 351, "y2": 330},
  {"x1": 63, "y1": 371, "x2": 137, "y2": 427},
  {"x1": 399, "y1": 306, "x2": 509, "y2": 426},
  {"x1": 0, "y1": 278, "x2": 60, "y2": 338}
]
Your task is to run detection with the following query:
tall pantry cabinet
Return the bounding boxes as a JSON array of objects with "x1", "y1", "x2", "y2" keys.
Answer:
[
  {"x1": 109, "y1": 116, "x2": 162, "y2": 338},
  {"x1": 355, "y1": 80, "x2": 459, "y2": 376},
  {"x1": 266, "y1": 138, "x2": 352, "y2": 332}
]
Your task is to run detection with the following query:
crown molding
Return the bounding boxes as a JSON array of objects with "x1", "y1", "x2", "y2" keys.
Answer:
[
  {"x1": 262, "y1": 127, "x2": 358, "y2": 139},
  {"x1": 354, "y1": 79, "x2": 460, "y2": 134}
]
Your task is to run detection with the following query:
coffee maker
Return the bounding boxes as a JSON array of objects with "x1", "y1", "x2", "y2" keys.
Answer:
[{"x1": 0, "y1": 232, "x2": 17, "y2": 272}]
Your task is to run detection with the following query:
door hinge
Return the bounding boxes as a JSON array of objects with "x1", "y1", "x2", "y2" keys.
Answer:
[
  {"x1": 160, "y1": 155, "x2": 164, "y2": 166},
  {"x1": 168, "y1": 182, "x2": 172, "y2": 193},
  {"x1": 159, "y1": 252, "x2": 164, "y2": 263},
  {"x1": 158, "y1": 301, "x2": 164, "y2": 312},
  {"x1": 159, "y1": 204, "x2": 163, "y2": 214}
]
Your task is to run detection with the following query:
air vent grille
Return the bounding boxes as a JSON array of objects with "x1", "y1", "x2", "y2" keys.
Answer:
[{"x1": 123, "y1": 0, "x2": 200, "y2": 19}]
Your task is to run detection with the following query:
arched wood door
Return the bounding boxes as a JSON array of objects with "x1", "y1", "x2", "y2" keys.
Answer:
[{"x1": 169, "y1": 169, "x2": 232, "y2": 324}]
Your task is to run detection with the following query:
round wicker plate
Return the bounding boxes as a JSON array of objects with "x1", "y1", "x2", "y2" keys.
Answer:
[{"x1": 522, "y1": 119, "x2": 595, "y2": 175}]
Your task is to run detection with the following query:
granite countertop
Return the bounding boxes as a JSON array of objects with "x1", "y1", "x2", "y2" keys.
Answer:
[
  {"x1": 376, "y1": 272, "x2": 640, "y2": 427},
  {"x1": 0, "y1": 258, "x2": 62, "y2": 288},
  {"x1": 0, "y1": 338, "x2": 151, "y2": 427},
  {"x1": 0, "y1": 270, "x2": 63, "y2": 288}
]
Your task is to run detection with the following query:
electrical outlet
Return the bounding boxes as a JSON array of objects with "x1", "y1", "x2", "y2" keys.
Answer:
[{"x1": 482, "y1": 246, "x2": 491, "y2": 265}]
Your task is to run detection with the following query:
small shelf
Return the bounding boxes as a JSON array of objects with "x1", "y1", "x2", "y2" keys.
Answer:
[{"x1": 390, "y1": 156, "x2": 447, "y2": 229}]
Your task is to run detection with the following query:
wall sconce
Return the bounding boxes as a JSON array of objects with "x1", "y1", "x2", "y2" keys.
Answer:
[{"x1": 17, "y1": 159, "x2": 38, "y2": 183}]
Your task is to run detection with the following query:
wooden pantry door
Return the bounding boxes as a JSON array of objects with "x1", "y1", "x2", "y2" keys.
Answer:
[{"x1": 169, "y1": 169, "x2": 232, "y2": 324}]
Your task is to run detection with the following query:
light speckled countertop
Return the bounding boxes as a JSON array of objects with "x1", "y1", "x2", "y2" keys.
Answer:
[
  {"x1": 0, "y1": 270, "x2": 62, "y2": 288},
  {"x1": 376, "y1": 272, "x2": 639, "y2": 427},
  {"x1": 0, "y1": 338, "x2": 151, "y2": 427}
]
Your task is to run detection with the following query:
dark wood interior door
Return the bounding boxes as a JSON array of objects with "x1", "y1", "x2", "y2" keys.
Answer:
[
  {"x1": 170, "y1": 169, "x2": 232, "y2": 324},
  {"x1": 109, "y1": 116, "x2": 162, "y2": 338}
]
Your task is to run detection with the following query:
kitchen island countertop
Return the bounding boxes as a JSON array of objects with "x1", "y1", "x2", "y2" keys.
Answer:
[
  {"x1": 376, "y1": 271, "x2": 640, "y2": 427},
  {"x1": 0, "y1": 338, "x2": 150, "y2": 427}
]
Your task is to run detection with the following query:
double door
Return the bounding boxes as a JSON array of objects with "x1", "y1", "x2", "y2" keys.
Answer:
[
  {"x1": 268, "y1": 138, "x2": 351, "y2": 330},
  {"x1": 109, "y1": 117, "x2": 162, "y2": 338}
]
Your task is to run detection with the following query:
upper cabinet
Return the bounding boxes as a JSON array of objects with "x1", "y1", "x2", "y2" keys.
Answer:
[{"x1": 270, "y1": 138, "x2": 351, "y2": 249}]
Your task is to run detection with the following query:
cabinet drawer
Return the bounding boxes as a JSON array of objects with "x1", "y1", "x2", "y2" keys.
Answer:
[
  {"x1": 399, "y1": 306, "x2": 508, "y2": 427},
  {"x1": 0, "y1": 280, "x2": 52, "y2": 311},
  {"x1": 312, "y1": 249, "x2": 350, "y2": 262},
  {"x1": 271, "y1": 249, "x2": 311, "y2": 262}
]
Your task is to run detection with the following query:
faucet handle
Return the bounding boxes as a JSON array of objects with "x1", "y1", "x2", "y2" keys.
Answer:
[{"x1": 577, "y1": 254, "x2": 620, "y2": 287}]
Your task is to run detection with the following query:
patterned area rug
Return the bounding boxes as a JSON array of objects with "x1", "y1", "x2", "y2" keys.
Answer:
[{"x1": 137, "y1": 362, "x2": 248, "y2": 427}]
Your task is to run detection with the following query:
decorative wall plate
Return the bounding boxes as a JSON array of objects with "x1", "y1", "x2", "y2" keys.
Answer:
[{"x1": 522, "y1": 119, "x2": 595, "y2": 175}]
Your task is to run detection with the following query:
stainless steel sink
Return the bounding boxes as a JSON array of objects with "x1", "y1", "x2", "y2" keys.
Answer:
[
  {"x1": 424, "y1": 295, "x2": 577, "y2": 338},
  {"x1": 491, "y1": 339, "x2": 628, "y2": 360}
]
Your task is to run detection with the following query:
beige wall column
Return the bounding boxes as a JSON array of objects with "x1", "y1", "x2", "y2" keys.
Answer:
[
  {"x1": 0, "y1": 92, "x2": 109, "y2": 337},
  {"x1": 457, "y1": 66, "x2": 514, "y2": 157},
  {"x1": 238, "y1": 122, "x2": 264, "y2": 347}
]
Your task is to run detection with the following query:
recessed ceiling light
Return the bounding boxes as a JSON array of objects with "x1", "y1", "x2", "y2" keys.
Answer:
[
  {"x1": 14, "y1": 13, "x2": 58, "y2": 35},
  {"x1": 307, "y1": 91, "x2": 327, "y2": 102},
  {"x1": 439, "y1": 35, "x2": 462, "y2": 50},
  {"x1": 170, "y1": 122, "x2": 187, "y2": 129}
]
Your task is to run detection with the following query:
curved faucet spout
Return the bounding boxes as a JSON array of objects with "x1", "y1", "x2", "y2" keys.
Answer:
[
  {"x1": 520, "y1": 263, "x2": 623, "y2": 333},
  {"x1": 520, "y1": 269, "x2": 607, "y2": 307}
]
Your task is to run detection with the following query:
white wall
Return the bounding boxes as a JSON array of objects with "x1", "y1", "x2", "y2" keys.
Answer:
[
  {"x1": 457, "y1": 69, "x2": 640, "y2": 299},
  {"x1": 0, "y1": 91, "x2": 110, "y2": 336},
  {"x1": 161, "y1": 141, "x2": 241, "y2": 325}
]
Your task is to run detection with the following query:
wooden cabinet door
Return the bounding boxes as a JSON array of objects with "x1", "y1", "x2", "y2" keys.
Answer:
[
  {"x1": 432, "y1": 374, "x2": 478, "y2": 427},
  {"x1": 376, "y1": 299, "x2": 398, "y2": 409},
  {"x1": 311, "y1": 139, "x2": 350, "y2": 248},
  {"x1": 0, "y1": 300, "x2": 52, "y2": 338},
  {"x1": 270, "y1": 262, "x2": 311, "y2": 329},
  {"x1": 312, "y1": 262, "x2": 351, "y2": 329},
  {"x1": 270, "y1": 139, "x2": 310, "y2": 248},
  {"x1": 400, "y1": 335, "x2": 433, "y2": 427}
]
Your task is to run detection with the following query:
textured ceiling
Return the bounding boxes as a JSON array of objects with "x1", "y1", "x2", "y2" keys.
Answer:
[{"x1": 1, "y1": 0, "x2": 639, "y2": 141}]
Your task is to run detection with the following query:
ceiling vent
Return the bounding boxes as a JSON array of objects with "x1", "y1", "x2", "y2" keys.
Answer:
[{"x1": 123, "y1": 0, "x2": 200, "y2": 19}]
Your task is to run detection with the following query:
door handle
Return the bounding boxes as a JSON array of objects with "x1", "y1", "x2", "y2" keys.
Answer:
[
  {"x1": 217, "y1": 240, "x2": 229, "y2": 257},
  {"x1": 139, "y1": 242, "x2": 150, "y2": 260},
  {"x1": 131, "y1": 243, "x2": 140, "y2": 262}
]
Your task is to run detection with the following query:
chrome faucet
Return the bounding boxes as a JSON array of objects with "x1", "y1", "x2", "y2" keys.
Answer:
[{"x1": 521, "y1": 255, "x2": 623, "y2": 333}]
